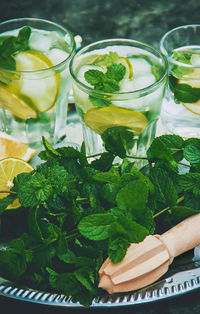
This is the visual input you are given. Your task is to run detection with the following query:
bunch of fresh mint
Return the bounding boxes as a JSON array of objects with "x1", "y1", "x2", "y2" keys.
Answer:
[{"x1": 0, "y1": 134, "x2": 200, "y2": 306}]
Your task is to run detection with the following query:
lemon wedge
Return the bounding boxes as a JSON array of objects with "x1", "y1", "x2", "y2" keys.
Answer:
[
  {"x1": 0, "y1": 50, "x2": 60, "y2": 120},
  {"x1": 0, "y1": 157, "x2": 34, "y2": 209},
  {"x1": 0, "y1": 132, "x2": 36, "y2": 161},
  {"x1": 84, "y1": 107, "x2": 148, "y2": 135}
]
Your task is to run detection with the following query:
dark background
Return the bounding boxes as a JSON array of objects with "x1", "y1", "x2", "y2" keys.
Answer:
[
  {"x1": 1, "y1": 0, "x2": 200, "y2": 313},
  {"x1": 1, "y1": 0, "x2": 200, "y2": 47}
]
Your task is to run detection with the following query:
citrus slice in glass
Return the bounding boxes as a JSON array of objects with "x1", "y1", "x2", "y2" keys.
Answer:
[
  {"x1": 0, "y1": 157, "x2": 34, "y2": 209},
  {"x1": 0, "y1": 132, "x2": 36, "y2": 161},
  {"x1": 14, "y1": 50, "x2": 60, "y2": 113},
  {"x1": 178, "y1": 72, "x2": 200, "y2": 115},
  {"x1": 0, "y1": 84, "x2": 38, "y2": 120},
  {"x1": 84, "y1": 107, "x2": 148, "y2": 136},
  {"x1": 0, "y1": 50, "x2": 60, "y2": 120}
]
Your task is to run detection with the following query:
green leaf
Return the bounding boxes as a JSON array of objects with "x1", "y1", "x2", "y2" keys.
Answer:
[
  {"x1": 93, "y1": 170, "x2": 120, "y2": 184},
  {"x1": 108, "y1": 236, "x2": 129, "y2": 263},
  {"x1": 78, "y1": 213, "x2": 114, "y2": 240},
  {"x1": 93, "y1": 51, "x2": 119, "y2": 67},
  {"x1": 116, "y1": 215, "x2": 149, "y2": 243},
  {"x1": 88, "y1": 95, "x2": 111, "y2": 107},
  {"x1": 102, "y1": 126, "x2": 135, "y2": 158},
  {"x1": 147, "y1": 136, "x2": 174, "y2": 162},
  {"x1": 184, "y1": 139, "x2": 200, "y2": 164},
  {"x1": 106, "y1": 64, "x2": 126, "y2": 82},
  {"x1": 47, "y1": 268, "x2": 80, "y2": 295},
  {"x1": 170, "y1": 206, "x2": 199, "y2": 224},
  {"x1": 116, "y1": 180, "x2": 149, "y2": 214},
  {"x1": 0, "y1": 248, "x2": 27, "y2": 279},
  {"x1": 150, "y1": 168, "x2": 178, "y2": 206},
  {"x1": 0, "y1": 193, "x2": 17, "y2": 214},
  {"x1": 174, "y1": 84, "x2": 200, "y2": 103},
  {"x1": 84, "y1": 69, "x2": 105, "y2": 86},
  {"x1": 0, "y1": 26, "x2": 31, "y2": 75},
  {"x1": 178, "y1": 173, "x2": 200, "y2": 196}
]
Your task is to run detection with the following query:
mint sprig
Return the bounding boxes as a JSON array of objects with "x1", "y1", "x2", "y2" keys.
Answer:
[{"x1": 84, "y1": 62, "x2": 126, "y2": 108}]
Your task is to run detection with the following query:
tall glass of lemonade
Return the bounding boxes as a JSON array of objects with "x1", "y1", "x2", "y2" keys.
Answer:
[
  {"x1": 70, "y1": 39, "x2": 167, "y2": 161},
  {"x1": 0, "y1": 18, "x2": 75, "y2": 148}
]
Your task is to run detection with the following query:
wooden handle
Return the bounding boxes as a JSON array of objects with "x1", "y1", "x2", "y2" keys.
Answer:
[{"x1": 160, "y1": 213, "x2": 200, "y2": 261}]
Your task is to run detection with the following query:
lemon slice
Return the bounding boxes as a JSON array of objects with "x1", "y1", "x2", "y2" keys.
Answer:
[
  {"x1": 0, "y1": 157, "x2": 34, "y2": 209},
  {"x1": 84, "y1": 107, "x2": 148, "y2": 136},
  {"x1": 182, "y1": 100, "x2": 200, "y2": 115},
  {"x1": 0, "y1": 84, "x2": 37, "y2": 119},
  {"x1": 13, "y1": 50, "x2": 60, "y2": 113},
  {"x1": 0, "y1": 132, "x2": 36, "y2": 161}
]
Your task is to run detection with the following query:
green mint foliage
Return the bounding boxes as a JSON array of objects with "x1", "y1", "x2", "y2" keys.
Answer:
[
  {"x1": 171, "y1": 50, "x2": 193, "y2": 78},
  {"x1": 1, "y1": 134, "x2": 200, "y2": 305},
  {"x1": 101, "y1": 126, "x2": 135, "y2": 158},
  {"x1": 84, "y1": 62, "x2": 126, "y2": 108},
  {"x1": 93, "y1": 51, "x2": 120, "y2": 67},
  {"x1": 174, "y1": 84, "x2": 200, "y2": 103},
  {"x1": 0, "y1": 26, "x2": 31, "y2": 84}
]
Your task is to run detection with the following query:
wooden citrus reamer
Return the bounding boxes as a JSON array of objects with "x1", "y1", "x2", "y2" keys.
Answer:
[{"x1": 99, "y1": 213, "x2": 200, "y2": 294}]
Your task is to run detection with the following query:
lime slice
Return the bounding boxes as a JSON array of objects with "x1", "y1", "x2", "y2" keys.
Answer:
[
  {"x1": 13, "y1": 50, "x2": 60, "y2": 113},
  {"x1": 84, "y1": 107, "x2": 148, "y2": 135},
  {"x1": 0, "y1": 157, "x2": 34, "y2": 209}
]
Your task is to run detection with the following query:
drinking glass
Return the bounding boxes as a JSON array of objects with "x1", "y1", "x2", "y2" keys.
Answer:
[
  {"x1": 70, "y1": 39, "x2": 167, "y2": 161},
  {"x1": 160, "y1": 24, "x2": 200, "y2": 138},
  {"x1": 0, "y1": 18, "x2": 75, "y2": 148}
]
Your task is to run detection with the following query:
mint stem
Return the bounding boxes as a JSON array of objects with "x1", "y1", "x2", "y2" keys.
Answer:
[{"x1": 153, "y1": 195, "x2": 184, "y2": 218}]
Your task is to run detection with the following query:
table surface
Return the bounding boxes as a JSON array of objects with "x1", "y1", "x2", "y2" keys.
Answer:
[{"x1": 1, "y1": 0, "x2": 200, "y2": 312}]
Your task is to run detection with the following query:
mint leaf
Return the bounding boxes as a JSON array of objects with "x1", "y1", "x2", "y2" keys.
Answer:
[
  {"x1": 147, "y1": 136, "x2": 174, "y2": 162},
  {"x1": 0, "y1": 26, "x2": 31, "y2": 76},
  {"x1": 84, "y1": 69, "x2": 105, "y2": 86},
  {"x1": 102, "y1": 126, "x2": 135, "y2": 158},
  {"x1": 106, "y1": 64, "x2": 126, "y2": 82},
  {"x1": 184, "y1": 139, "x2": 200, "y2": 164},
  {"x1": 108, "y1": 236, "x2": 129, "y2": 263},
  {"x1": 88, "y1": 95, "x2": 111, "y2": 107},
  {"x1": 116, "y1": 180, "x2": 149, "y2": 215},
  {"x1": 178, "y1": 173, "x2": 200, "y2": 196},
  {"x1": 78, "y1": 213, "x2": 114, "y2": 240},
  {"x1": 174, "y1": 84, "x2": 200, "y2": 103},
  {"x1": 150, "y1": 168, "x2": 178, "y2": 207},
  {"x1": 93, "y1": 51, "x2": 119, "y2": 67}
]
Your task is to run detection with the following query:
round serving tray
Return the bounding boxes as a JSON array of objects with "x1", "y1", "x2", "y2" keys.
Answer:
[{"x1": 0, "y1": 256, "x2": 200, "y2": 308}]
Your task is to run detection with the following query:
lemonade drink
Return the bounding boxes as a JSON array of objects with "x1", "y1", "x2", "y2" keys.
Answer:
[
  {"x1": 70, "y1": 39, "x2": 167, "y2": 159},
  {"x1": 160, "y1": 25, "x2": 200, "y2": 138},
  {"x1": 0, "y1": 18, "x2": 75, "y2": 148}
]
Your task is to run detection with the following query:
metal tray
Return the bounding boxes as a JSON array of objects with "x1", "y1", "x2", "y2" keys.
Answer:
[{"x1": 0, "y1": 252, "x2": 200, "y2": 308}]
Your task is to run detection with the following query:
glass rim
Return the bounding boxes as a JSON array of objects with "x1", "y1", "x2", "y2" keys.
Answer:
[
  {"x1": 160, "y1": 24, "x2": 200, "y2": 69},
  {"x1": 0, "y1": 17, "x2": 76, "y2": 74},
  {"x1": 69, "y1": 38, "x2": 168, "y2": 98}
]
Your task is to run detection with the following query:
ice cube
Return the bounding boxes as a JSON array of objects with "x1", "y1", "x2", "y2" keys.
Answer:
[
  {"x1": 46, "y1": 48, "x2": 69, "y2": 66},
  {"x1": 29, "y1": 30, "x2": 52, "y2": 52}
]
